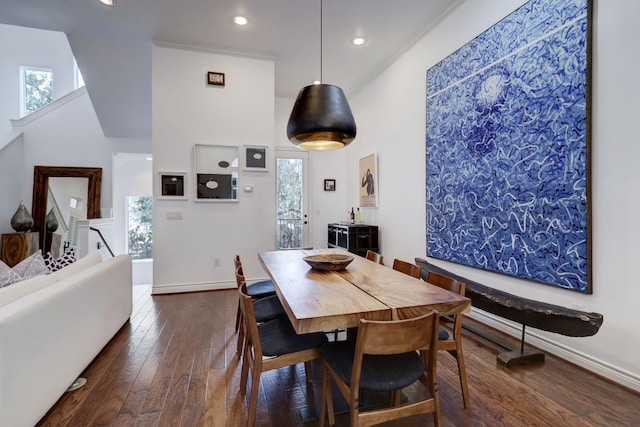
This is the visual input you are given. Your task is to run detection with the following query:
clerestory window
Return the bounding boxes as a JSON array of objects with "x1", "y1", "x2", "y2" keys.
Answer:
[{"x1": 20, "y1": 66, "x2": 53, "y2": 117}]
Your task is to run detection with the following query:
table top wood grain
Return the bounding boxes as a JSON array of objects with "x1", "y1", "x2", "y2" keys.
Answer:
[{"x1": 259, "y1": 248, "x2": 471, "y2": 334}]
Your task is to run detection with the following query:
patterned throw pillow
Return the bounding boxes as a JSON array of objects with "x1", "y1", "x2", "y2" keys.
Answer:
[
  {"x1": 43, "y1": 248, "x2": 77, "y2": 272},
  {"x1": 0, "y1": 261, "x2": 23, "y2": 287},
  {"x1": 0, "y1": 251, "x2": 49, "y2": 287}
]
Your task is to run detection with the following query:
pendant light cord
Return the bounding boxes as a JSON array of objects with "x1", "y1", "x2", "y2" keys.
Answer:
[{"x1": 320, "y1": 0, "x2": 323, "y2": 84}]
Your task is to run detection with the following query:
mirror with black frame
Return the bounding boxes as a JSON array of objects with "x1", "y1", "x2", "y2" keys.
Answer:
[{"x1": 31, "y1": 166, "x2": 102, "y2": 254}]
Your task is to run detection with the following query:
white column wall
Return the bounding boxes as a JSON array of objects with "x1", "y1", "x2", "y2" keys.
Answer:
[{"x1": 152, "y1": 45, "x2": 276, "y2": 293}]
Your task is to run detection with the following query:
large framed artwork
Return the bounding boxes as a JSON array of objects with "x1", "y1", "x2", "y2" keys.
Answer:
[{"x1": 425, "y1": 0, "x2": 592, "y2": 293}]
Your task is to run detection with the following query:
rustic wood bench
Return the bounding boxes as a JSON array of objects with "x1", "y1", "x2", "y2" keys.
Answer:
[{"x1": 415, "y1": 258, "x2": 604, "y2": 366}]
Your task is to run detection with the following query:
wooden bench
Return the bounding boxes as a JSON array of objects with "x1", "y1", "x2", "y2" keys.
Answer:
[{"x1": 415, "y1": 258, "x2": 604, "y2": 366}]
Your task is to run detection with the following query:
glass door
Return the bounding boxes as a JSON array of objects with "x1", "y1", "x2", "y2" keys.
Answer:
[{"x1": 275, "y1": 148, "x2": 310, "y2": 249}]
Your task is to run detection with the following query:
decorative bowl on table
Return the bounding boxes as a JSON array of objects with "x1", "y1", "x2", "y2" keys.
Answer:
[{"x1": 303, "y1": 254, "x2": 354, "y2": 271}]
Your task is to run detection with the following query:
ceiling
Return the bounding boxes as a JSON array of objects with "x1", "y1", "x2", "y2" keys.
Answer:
[{"x1": 0, "y1": 0, "x2": 461, "y2": 139}]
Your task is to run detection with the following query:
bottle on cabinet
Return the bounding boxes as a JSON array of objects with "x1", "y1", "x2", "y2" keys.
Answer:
[
  {"x1": 355, "y1": 207, "x2": 362, "y2": 224},
  {"x1": 350, "y1": 207, "x2": 355, "y2": 224}
]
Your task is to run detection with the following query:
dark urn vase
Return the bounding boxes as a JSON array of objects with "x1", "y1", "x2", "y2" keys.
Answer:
[{"x1": 10, "y1": 201, "x2": 34, "y2": 232}]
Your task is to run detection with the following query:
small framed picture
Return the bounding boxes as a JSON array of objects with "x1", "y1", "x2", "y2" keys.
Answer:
[
  {"x1": 243, "y1": 145, "x2": 269, "y2": 171},
  {"x1": 207, "y1": 71, "x2": 225, "y2": 86},
  {"x1": 324, "y1": 179, "x2": 336, "y2": 191},
  {"x1": 159, "y1": 172, "x2": 187, "y2": 200}
]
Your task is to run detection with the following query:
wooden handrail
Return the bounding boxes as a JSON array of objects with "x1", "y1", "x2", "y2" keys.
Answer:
[{"x1": 89, "y1": 226, "x2": 115, "y2": 257}]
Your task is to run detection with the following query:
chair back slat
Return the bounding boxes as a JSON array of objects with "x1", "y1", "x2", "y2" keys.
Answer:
[
  {"x1": 392, "y1": 258, "x2": 422, "y2": 279},
  {"x1": 425, "y1": 271, "x2": 465, "y2": 295},
  {"x1": 238, "y1": 283, "x2": 263, "y2": 358},
  {"x1": 365, "y1": 250, "x2": 384, "y2": 265},
  {"x1": 357, "y1": 312, "x2": 439, "y2": 356},
  {"x1": 235, "y1": 265, "x2": 245, "y2": 289}
]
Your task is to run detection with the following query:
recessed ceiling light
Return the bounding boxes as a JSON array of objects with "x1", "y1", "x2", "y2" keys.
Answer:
[
  {"x1": 352, "y1": 37, "x2": 367, "y2": 46},
  {"x1": 234, "y1": 16, "x2": 248, "y2": 26},
  {"x1": 98, "y1": 0, "x2": 116, "y2": 6}
]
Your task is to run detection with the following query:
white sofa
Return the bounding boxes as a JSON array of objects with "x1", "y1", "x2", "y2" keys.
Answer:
[{"x1": 0, "y1": 252, "x2": 133, "y2": 427}]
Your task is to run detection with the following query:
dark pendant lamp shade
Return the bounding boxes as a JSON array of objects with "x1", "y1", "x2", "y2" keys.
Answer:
[{"x1": 287, "y1": 84, "x2": 357, "y2": 151}]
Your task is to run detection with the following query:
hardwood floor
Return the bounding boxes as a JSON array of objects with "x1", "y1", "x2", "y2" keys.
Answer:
[{"x1": 37, "y1": 285, "x2": 640, "y2": 427}]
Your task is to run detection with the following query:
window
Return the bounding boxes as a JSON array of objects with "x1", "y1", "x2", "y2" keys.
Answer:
[
  {"x1": 73, "y1": 59, "x2": 85, "y2": 89},
  {"x1": 20, "y1": 66, "x2": 53, "y2": 117},
  {"x1": 127, "y1": 196, "x2": 153, "y2": 260}
]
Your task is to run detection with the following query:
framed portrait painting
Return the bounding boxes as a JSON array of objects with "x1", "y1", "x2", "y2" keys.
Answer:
[{"x1": 359, "y1": 154, "x2": 378, "y2": 208}]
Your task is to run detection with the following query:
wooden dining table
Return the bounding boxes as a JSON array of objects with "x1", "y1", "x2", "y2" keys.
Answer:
[{"x1": 258, "y1": 248, "x2": 471, "y2": 335}]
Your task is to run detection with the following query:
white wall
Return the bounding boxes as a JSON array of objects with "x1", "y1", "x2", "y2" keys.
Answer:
[
  {"x1": 344, "y1": 0, "x2": 640, "y2": 390},
  {"x1": 0, "y1": 24, "x2": 75, "y2": 136},
  {"x1": 152, "y1": 45, "x2": 276, "y2": 293},
  {"x1": 12, "y1": 89, "x2": 150, "y2": 215},
  {"x1": 0, "y1": 132, "x2": 25, "y2": 229}
]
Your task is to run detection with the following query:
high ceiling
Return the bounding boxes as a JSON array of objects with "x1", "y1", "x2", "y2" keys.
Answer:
[{"x1": 0, "y1": 0, "x2": 461, "y2": 139}]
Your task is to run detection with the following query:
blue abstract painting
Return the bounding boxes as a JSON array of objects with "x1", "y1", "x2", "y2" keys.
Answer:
[{"x1": 426, "y1": 0, "x2": 591, "y2": 293}]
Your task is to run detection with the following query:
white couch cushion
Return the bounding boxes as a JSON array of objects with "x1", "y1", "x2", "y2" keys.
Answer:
[
  {"x1": 48, "y1": 251, "x2": 102, "y2": 280},
  {"x1": 0, "y1": 274, "x2": 59, "y2": 308},
  {"x1": 0, "y1": 252, "x2": 101, "y2": 308}
]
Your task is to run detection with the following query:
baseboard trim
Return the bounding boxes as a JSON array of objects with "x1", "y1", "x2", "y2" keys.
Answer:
[{"x1": 468, "y1": 309, "x2": 640, "y2": 393}]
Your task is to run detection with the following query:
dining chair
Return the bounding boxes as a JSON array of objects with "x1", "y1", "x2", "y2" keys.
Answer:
[
  {"x1": 365, "y1": 250, "x2": 384, "y2": 265},
  {"x1": 233, "y1": 255, "x2": 277, "y2": 333},
  {"x1": 238, "y1": 283, "x2": 328, "y2": 426},
  {"x1": 319, "y1": 312, "x2": 441, "y2": 427},
  {"x1": 392, "y1": 258, "x2": 422, "y2": 279},
  {"x1": 235, "y1": 266, "x2": 286, "y2": 355},
  {"x1": 233, "y1": 255, "x2": 276, "y2": 299},
  {"x1": 424, "y1": 270, "x2": 470, "y2": 408}
]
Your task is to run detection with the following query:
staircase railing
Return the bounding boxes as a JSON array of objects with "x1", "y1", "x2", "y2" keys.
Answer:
[{"x1": 89, "y1": 226, "x2": 115, "y2": 257}]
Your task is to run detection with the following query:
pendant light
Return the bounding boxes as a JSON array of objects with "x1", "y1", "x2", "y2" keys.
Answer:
[{"x1": 287, "y1": 0, "x2": 357, "y2": 151}]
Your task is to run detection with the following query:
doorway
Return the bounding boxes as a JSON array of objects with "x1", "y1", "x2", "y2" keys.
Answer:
[{"x1": 275, "y1": 148, "x2": 310, "y2": 249}]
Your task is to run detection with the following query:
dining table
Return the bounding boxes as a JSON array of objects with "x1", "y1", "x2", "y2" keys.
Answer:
[{"x1": 258, "y1": 248, "x2": 471, "y2": 335}]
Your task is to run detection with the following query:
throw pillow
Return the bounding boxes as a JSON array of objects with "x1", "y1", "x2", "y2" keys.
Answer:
[
  {"x1": 0, "y1": 260, "x2": 22, "y2": 287},
  {"x1": 0, "y1": 251, "x2": 49, "y2": 287},
  {"x1": 43, "y1": 248, "x2": 77, "y2": 272}
]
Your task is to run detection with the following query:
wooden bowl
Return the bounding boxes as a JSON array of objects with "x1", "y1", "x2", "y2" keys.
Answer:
[{"x1": 303, "y1": 254, "x2": 354, "y2": 271}]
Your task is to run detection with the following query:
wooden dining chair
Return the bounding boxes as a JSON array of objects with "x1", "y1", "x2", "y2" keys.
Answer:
[
  {"x1": 365, "y1": 250, "x2": 384, "y2": 265},
  {"x1": 233, "y1": 255, "x2": 276, "y2": 333},
  {"x1": 392, "y1": 258, "x2": 422, "y2": 279},
  {"x1": 319, "y1": 312, "x2": 441, "y2": 427},
  {"x1": 424, "y1": 270, "x2": 470, "y2": 408},
  {"x1": 235, "y1": 266, "x2": 286, "y2": 355},
  {"x1": 238, "y1": 283, "x2": 328, "y2": 426}
]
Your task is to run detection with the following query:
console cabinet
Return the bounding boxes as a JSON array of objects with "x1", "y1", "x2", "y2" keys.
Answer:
[{"x1": 327, "y1": 224, "x2": 378, "y2": 257}]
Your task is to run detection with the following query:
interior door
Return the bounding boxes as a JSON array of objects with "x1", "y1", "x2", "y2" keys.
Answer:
[{"x1": 275, "y1": 148, "x2": 310, "y2": 249}]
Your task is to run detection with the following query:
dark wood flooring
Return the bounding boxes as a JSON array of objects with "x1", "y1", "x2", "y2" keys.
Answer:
[{"x1": 36, "y1": 285, "x2": 640, "y2": 426}]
